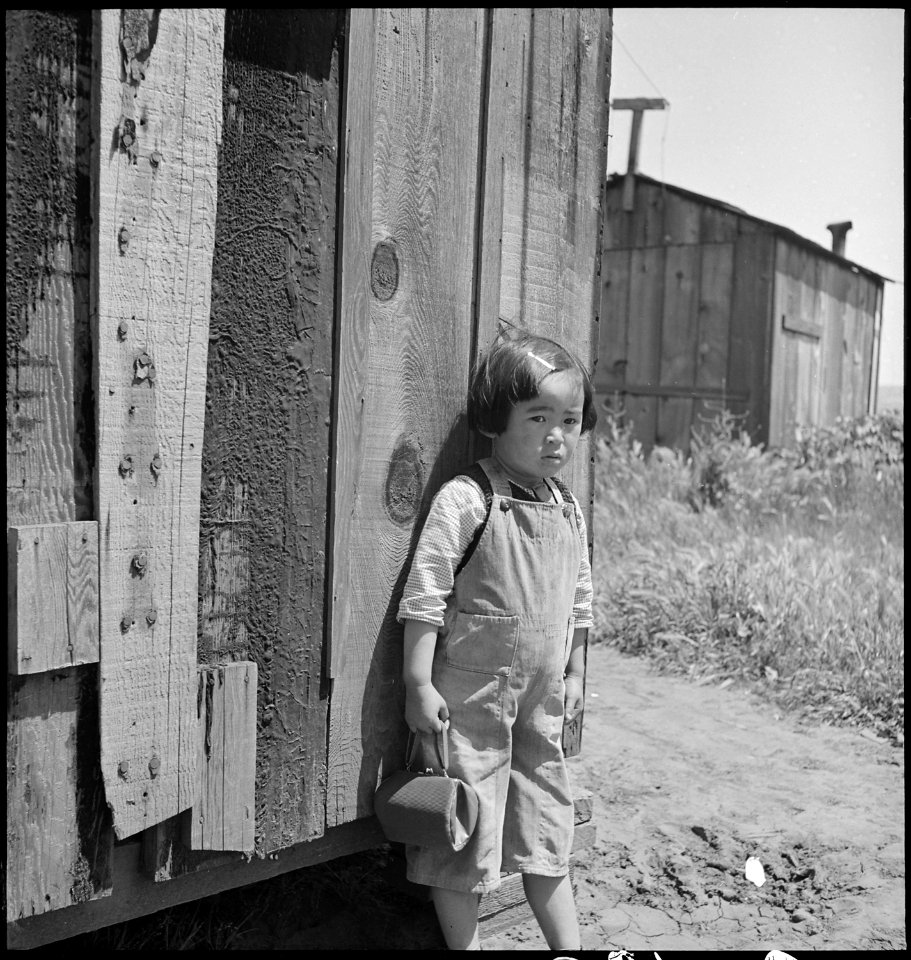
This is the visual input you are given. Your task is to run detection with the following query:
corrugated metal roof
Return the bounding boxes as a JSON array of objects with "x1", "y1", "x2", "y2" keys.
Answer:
[{"x1": 608, "y1": 172, "x2": 891, "y2": 284}]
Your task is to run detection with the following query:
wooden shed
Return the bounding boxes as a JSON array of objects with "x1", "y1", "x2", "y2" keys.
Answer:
[
  {"x1": 597, "y1": 171, "x2": 887, "y2": 453},
  {"x1": 6, "y1": 8, "x2": 611, "y2": 946}
]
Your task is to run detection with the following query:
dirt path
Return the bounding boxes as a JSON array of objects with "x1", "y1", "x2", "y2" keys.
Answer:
[{"x1": 484, "y1": 643, "x2": 905, "y2": 952}]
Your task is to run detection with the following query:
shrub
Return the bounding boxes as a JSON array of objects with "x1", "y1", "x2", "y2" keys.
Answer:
[{"x1": 591, "y1": 409, "x2": 904, "y2": 745}]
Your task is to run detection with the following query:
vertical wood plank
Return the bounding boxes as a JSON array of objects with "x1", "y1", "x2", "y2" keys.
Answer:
[
  {"x1": 597, "y1": 249, "x2": 631, "y2": 389},
  {"x1": 840, "y1": 298, "x2": 857, "y2": 417},
  {"x1": 197, "y1": 8, "x2": 344, "y2": 855},
  {"x1": 327, "y1": 8, "x2": 378, "y2": 680},
  {"x1": 185, "y1": 663, "x2": 257, "y2": 853},
  {"x1": 767, "y1": 271, "x2": 791, "y2": 447},
  {"x1": 624, "y1": 395, "x2": 659, "y2": 451},
  {"x1": 94, "y1": 9, "x2": 224, "y2": 839},
  {"x1": 729, "y1": 231, "x2": 776, "y2": 445},
  {"x1": 660, "y1": 194, "x2": 702, "y2": 246},
  {"x1": 657, "y1": 396, "x2": 693, "y2": 450},
  {"x1": 7, "y1": 671, "x2": 113, "y2": 920},
  {"x1": 627, "y1": 247, "x2": 665, "y2": 388},
  {"x1": 694, "y1": 243, "x2": 734, "y2": 392},
  {"x1": 631, "y1": 178, "x2": 660, "y2": 248},
  {"x1": 327, "y1": 8, "x2": 488, "y2": 826},
  {"x1": 8, "y1": 522, "x2": 99, "y2": 675},
  {"x1": 659, "y1": 245, "x2": 700, "y2": 388},
  {"x1": 624, "y1": 246, "x2": 665, "y2": 448},
  {"x1": 6, "y1": 9, "x2": 113, "y2": 920}
]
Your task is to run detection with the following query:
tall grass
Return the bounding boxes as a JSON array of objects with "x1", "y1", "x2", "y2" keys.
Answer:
[{"x1": 591, "y1": 409, "x2": 904, "y2": 745}]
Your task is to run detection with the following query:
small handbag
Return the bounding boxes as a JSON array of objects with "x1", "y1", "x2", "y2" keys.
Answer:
[{"x1": 373, "y1": 722, "x2": 479, "y2": 851}]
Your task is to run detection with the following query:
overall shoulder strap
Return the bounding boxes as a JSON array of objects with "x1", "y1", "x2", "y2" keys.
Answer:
[
  {"x1": 453, "y1": 464, "x2": 493, "y2": 579},
  {"x1": 459, "y1": 462, "x2": 493, "y2": 512},
  {"x1": 550, "y1": 475, "x2": 574, "y2": 506}
]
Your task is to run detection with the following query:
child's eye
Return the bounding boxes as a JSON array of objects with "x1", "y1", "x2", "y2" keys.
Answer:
[
  {"x1": 564, "y1": 418, "x2": 578, "y2": 425},
  {"x1": 530, "y1": 415, "x2": 546, "y2": 423}
]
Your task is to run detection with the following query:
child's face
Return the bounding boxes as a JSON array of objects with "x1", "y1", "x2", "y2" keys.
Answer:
[{"x1": 483, "y1": 369, "x2": 584, "y2": 484}]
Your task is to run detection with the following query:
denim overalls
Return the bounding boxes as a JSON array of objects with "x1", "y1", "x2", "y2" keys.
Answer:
[{"x1": 406, "y1": 457, "x2": 581, "y2": 893}]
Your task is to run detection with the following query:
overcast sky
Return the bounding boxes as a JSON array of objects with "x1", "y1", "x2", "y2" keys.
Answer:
[{"x1": 606, "y1": 8, "x2": 904, "y2": 387}]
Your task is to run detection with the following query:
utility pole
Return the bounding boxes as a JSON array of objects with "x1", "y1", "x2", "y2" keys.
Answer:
[{"x1": 611, "y1": 97, "x2": 668, "y2": 211}]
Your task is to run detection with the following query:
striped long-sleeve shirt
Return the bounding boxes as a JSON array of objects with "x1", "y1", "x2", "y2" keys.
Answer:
[{"x1": 397, "y1": 474, "x2": 594, "y2": 628}]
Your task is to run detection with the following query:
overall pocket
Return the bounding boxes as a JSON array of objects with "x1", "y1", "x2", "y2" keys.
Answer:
[{"x1": 444, "y1": 612, "x2": 520, "y2": 676}]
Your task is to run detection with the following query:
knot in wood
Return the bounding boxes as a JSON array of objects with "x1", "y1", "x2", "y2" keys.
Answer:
[
  {"x1": 370, "y1": 241, "x2": 399, "y2": 301},
  {"x1": 131, "y1": 553, "x2": 148, "y2": 576},
  {"x1": 145, "y1": 609, "x2": 157, "y2": 626},
  {"x1": 148, "y1": 756, "x2": 161, "y2": 778},
  {"x1": 150, "y1": 453, "x2": 162, "y2": 476},
  {"x1": 384, "y1": 437, "x2": 424, "y2": 526},
  {"x1": 117, "y1": 320, "x2": 129, "y2": 340},
  {"x1": 119, "y1": 455, "x2": 133, "y2": 477},
  {"x1": 118, "y1": 760, "x2": 130, "y2": 778}
]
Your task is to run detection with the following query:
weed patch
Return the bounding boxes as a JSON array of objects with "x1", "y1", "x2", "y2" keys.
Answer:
[{"x1": 592, "y1": 411, "x2": 904, "y2": 745}]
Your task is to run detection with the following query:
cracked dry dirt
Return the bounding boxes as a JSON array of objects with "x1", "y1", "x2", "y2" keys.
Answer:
[{"x1": 483, "y1": 643, "x2": 905, "y2": 952}]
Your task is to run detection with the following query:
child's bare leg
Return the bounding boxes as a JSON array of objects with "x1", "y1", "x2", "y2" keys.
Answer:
[
  {"x1": 522, "y1": 873, "x2": 580, "y2": 950},
  {"x1": 431, "y1": 887, "x2": 481, "y2": 950}
]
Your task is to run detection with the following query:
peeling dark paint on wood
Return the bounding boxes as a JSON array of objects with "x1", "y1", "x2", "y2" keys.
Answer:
[{"x1": 196, "y1": 8, "x2": 343, "y2": 857}]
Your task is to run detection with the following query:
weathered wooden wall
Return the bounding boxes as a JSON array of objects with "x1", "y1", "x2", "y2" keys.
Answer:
[
  {"x1": 197, "y1": 7, "x2": 344, "y2": 854},
  {"x1": 768, "y1": 239, "x2": 881, "y2": 447},
  {"x1": 598, "y1": 175, "x2": 882, "y2": 453},
  {"x1": 7, "y1": 6, "x2": 611, "y2": 936},
  {"x1": 598, "y1": 178, "x2": 767, "y2": 450},
  {"x1": 6, "y1": 9, "x2": 112, "y2": 921},
  {"x1": 328, "y1": 7, "x2": 610, "y2": 826}
]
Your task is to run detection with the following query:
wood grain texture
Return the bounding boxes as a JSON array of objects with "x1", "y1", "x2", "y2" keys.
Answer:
[
  {"x1": 327, "y1": 8, "x2": 378, "y2": 680},
  {"x1": 627, "y1": 246, "x2": 665, "y2": 388},
  {"x1": 197, "y1": 8, "x2": 344, "y2": 855},
  {"x1": 327, "y1": 8, "x2": 488, "y2": 826},
  {"x1": 93, "y1": 8, "x2": 224, "y2": 839},
  {"x1": 659, "y1": 245, "x2": 700, "y2": 390},
  {"x1": 596, "y1": 248, "x2": 631, "y2": 390},
  {"x1": 185, "y1": 663, "x2": 257, "y2": 853},
  {"x1": 8, "y1": 521, "x2": 99, "y2": 674},
  {"x1": 6, "y1": 10, "x2": 95, "y2": 528},
  {"x1": 6, "y1": 9, "x2": 113, "y2": 923},
  {"x1": 6, "y1": 669, "x2": 113, "y2": 920},
  {"x1": 695, "y1": 244, "x2": 734, "y2": 391},
  {"x1": 729, "y1": 232, "x2": 776, "y2": 445}
]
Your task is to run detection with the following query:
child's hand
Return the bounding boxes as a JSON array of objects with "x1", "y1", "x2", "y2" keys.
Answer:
[
  {"x1": 563, "y1": 674, "x2": 584, "y2": 723},
  {"x1": 405, "y1": 682, "x2": 450, "y2": 734}
]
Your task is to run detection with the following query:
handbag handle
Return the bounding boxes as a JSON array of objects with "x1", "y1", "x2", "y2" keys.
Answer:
[{"x1": 405, "y1": 720, "x2": 450, "y2": 775}]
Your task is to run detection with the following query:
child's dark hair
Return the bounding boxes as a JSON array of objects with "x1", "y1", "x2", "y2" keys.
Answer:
[{"x1": 467, "y1": 331, "x2": 598, "y2": 436}]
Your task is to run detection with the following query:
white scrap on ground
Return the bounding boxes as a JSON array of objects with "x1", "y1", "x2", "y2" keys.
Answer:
[{"x1": 745, "y1": 856, "x2": 767, "y2": 886}]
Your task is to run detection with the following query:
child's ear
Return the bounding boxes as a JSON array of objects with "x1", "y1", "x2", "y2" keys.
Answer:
[{"x1": 477, "y1": 427, "x2": 498, "y2": 440}]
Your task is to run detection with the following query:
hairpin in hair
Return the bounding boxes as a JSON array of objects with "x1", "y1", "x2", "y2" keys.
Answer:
[{"x1": 526, "y1": 350, "x2": 556, "y2": 372}]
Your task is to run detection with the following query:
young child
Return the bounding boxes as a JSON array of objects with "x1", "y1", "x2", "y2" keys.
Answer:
[{"x1": 397, "y1": 331, "x2": 597, "y2": 950}]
